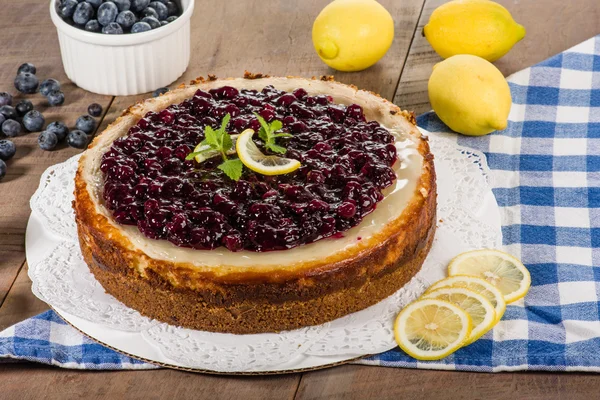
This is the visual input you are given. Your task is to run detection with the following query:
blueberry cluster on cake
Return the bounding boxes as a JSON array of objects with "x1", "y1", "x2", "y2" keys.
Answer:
[{"x1": 74, "y1": 75, "x2": 436, "y2": 334}]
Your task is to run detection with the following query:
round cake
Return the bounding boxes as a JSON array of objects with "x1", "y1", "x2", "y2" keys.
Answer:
[{"x1": 73, "y1": 74, "x2": 437, "y2": 334}]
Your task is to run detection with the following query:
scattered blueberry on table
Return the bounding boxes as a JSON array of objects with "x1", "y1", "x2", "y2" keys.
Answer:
[
  {"x1": 0, "y1": 105, "x2": 18, "y2": 121},
  {"x1": 56, "y1": 0, "x2": 181, "y2": 34},
  {"x1": 88, "y1": 103, "x2": 103, "y2": 117},
  {"x1": 2, "y1": 120, "x2": 22, "y2": 137},
  {"x1": 47, "y1": 90, "x2": 66, "y2": 106},
  {"x1": 14, "y1": 72, "x2": 39, "y2": 94},
  {"x1": 67, "y1": 130, "x2": 90, "y2": 149},
  {"x1": 76, "y1": 114, "x2": 97, "y2": 134},
  {"x1": 0, "y1": 92, "x2": 13, "y2": 107},
  {"x1": 0, "y1": 140, "x2": 16, "y2": 161},
  {"x1": 38, "y1": 131, "x2": 59, "y2": 151},
  {"x1": 15, "y1": 100, "x2": 34, "y2": 117},
  {"x1": 40, "y1": 79, "x2": 61, "y2": 96},
  {"x1": 17, "y1": 63, "x2": 36, "y2": 75},
  {"x1": 46, "y1": 121, "x2": 70, "y2": 142},
  {"x1": 152, "y1": 87, "x2": 169, "y2": 97},
  {"x1": 23, "y1": 110, "x2": 46, "y2": 132}
]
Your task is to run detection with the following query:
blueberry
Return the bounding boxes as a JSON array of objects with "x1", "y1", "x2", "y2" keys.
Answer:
[
  {"x1": 0, "y1": 160, "x2": 6, "y2": 182},
  {"x1": 141, "y1": 16, "x2": 160, "y2": 29},
  {"x1": 0, "y1": 140, "x2": 16, "y2": 160},
  {"x1": 166, "y1": 15, "x2": 177, "y2": 23},
  {"x1": 0, "y1": 105, "x2": 17, "y2": 120},
  {"x1": 153, "y1": 87, "x2": 169, "y2": 97},
  {"x1": 76, "y1": 114, "x2": 96, "y2": 134},
  {"x1": 23, "y1": 110, "x2": 46, "y2": 132},
  {"x1": 148, "y1": 1, "x2": 167, "y2": 19},
  {"x1": 88, "y1": 103, "x2": 103, "y2": 117},
  {"x1": 67, "y1": 129, "x2": 89, "y2": 149},
  {"x1": 40, "y1": 78, "x2": 61, "y2": 96},
  {"x1": 15, "y1": 100, "x2": 34, "y2": 117},
  {"x1": 160, "y1": 20, "x2": 168, "y2": 26},
  {"x1": 116, "y1": 10, "x2": 136, "y2": 29},
  {"x1": 102, "y1": 22, "x2": 124, "y2": 34},
  {"x1": 46, "y1": 121, "x2": 70, "y2": 141},
  {"x1": 113, "y1": 0, "x2": 131, "y2": 11},
  {"x1": 38, "y1": 131, "x2": 59, "y2": 151},
  {"x1": 131, "y1": 0, "x2": 150, "y2": 12},
  {"x1": 165, "y1": 1, "x2": 178, "y2": 16},
  {"x1": 154, "y1": 0, "x2": 168, "y2": 4},
  {"x1": 131, "y1": 21, "x2": 151, "y2": 33},
  {"x1": 58, "y1": 0, "x2": 79, "y2": 18},
  {"x1": 0, "y1": 92, "x2": 12, "y2": 107},
  {"x1": 17, "y1": 63, "x2": 36, "y2": 75},
  {"x1": 85, "y1": 0, "x2": 102, "y2": 8},
  {"x1": 98, "y1": 1, "x2": 119, "y2": 26},
  {"x1": 141, "y1": 7, "x2": 158, "y2": 19},
  {"x1": 14, "y1": 72, "x2": 39, "y2": 94},
  {"x1": 2, "y1": 120, "x2": 22, "y2": 137},
  {"x1": 85, "y1": 19, "x2": 101, "y2": 32},
  {"x1": 73, "y1": 2, "x2": 94, "y2": 25},
  {"x1": 47, "y1": 90, "x2": 65, "y2": 106}
]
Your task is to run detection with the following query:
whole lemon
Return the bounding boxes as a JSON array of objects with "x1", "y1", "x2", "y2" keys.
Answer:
[
  {"x1": 428, "y1": 55, "x2": 511, "y2": 136},
  {"x1": 424, "y1": 0, "x2": 525, "y2": 62},
  {"x1": 312, "y1": 0, "x2": 394, "y2": 72}
]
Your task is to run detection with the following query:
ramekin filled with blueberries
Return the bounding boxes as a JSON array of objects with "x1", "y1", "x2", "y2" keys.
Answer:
[{"x1": 50, "y1": 0, "x2": 194, "y2": 96}]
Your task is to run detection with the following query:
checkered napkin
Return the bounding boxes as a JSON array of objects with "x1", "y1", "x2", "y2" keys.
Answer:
[{"x1": 3, "y1": 36, "x2": 600, "y2": 372}]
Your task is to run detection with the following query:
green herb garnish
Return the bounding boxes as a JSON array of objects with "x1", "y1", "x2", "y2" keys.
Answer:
[{"x1": 254, "y1": 113, "x2": 293, "y2": 155}]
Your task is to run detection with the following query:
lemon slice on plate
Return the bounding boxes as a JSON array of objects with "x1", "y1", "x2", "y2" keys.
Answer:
[
  {"x1": 193, "y1": 134, "x2": 239, "y2": 163},
  {"x1": 425, "y1": 276, "x2": 506, "y2": 322},
  {"x1": 236, "y1": 129, "x2": 301, "y2": 176},
  {"x1": 394, "y1": 299, "x2": 472, "y2": 360},
  {"x1": 422, "y1": 287, "x2": 496, "y2": 344},
  {"x1": 448, "y1": 249, "x2": 531, "y2": 303}
]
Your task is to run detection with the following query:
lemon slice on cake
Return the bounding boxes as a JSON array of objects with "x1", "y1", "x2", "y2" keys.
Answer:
[
  {"x1": 448, "y1": 249, "x2": 531, "y2": 303},
  {"x1": 421, "y1": 287, "x2": 496, "y2": 344},
  {"x1": 236, "y1": 129, "x2": 301, "y2": 176},
  {"x1": 394, "y1": 299, "x2": 472, "y2": 360},
  {"x1": 425, "y1": 276, "x2": 506, "y2": 322}
]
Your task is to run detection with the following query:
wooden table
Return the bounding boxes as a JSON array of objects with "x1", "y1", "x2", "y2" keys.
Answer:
[{"x1": 1, "y1": 1, "x2": 599, "y2": 398}]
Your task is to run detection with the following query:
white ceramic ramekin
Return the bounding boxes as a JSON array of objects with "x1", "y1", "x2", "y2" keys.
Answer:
[{"x1": 49, "y1": 0, "x2": 194, "y2": 96}]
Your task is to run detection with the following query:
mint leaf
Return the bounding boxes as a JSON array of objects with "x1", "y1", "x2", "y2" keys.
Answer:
[
  {"x1": 218, "y1": 158, "x2": 243, "y2": 181},
  {"x1": 270, "y1": 120, "x2": 283, "y2": 132},
  {"x1": 272, "y1": 132, "x2": 293, "y2": 138},
  {"x1": 203, "y1": 126, "x2": 219, "y2": 148},
  {"x1": 258, "y1": 127, "x2": 268, "y2": 142},
  {"x1": 266, "y1": 143, "x2": 287, "y2": 154},
  {"x1": 222, "y1": 132, "x2": 233, "y2": 152}
]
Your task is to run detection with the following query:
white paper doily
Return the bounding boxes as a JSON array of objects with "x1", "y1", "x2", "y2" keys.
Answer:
[{"x1": 26, "y1": 129, "x2": 502, "y2": 373}]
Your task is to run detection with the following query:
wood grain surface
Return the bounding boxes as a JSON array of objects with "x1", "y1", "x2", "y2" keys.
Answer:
[{"x1": 1, "y1": 0, "x2": 599, "y2": 398}]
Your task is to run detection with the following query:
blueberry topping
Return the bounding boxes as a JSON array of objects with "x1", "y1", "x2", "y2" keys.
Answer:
[
  {"x1": 101, "y1": 86, "x2": 398, "y2": 251},
  {"x1": 0, "y1": 140, "x2": 16, "y2": 160},
  {"x1": 141, "y1": 7, "x2": 158, "y2": 19},
  {"x1": 165, "y1": 1, "x2": 178, "y2": 16},
  {"x1": 0, "y1": 160, "x2": 6, "y2": 182},
  {"x1": 17, "y1": 63, "x2": 36, "y2": 75},
  {"x1": 73, "y1": 1, "x2": 94, "y2": 25},
  {"x1": 113, "y1": 0, "x2": 131, "y2": 12},
  {"x1": 84, "y1": 19, "x2": 102, "y2": 32},
  {"x1": 116, "y1": 10, "x2": 136, "y2": 29},
  {"x1": 46, "y1": 121, "x2": 70, "y2": 141},
  {"x1": 88, "y1": 103, "x2": 103, "y2": 117},
  {"x1": 40, "y1": 78, "x2": 61, "y2": 96},
  {"x1": 14, "y1": 72, "x2": 39, "y2": 94},
  {"x1": 38, "y1": 131, "x2": 59, "y2": 151},
  {"x1": 153, "y1": 87, "x2": 169, "y2": 97},
  {"x1": 85, "y1": 0, "x2": 103, "y2": 9},
  {"x1": 58, "y1": 0, "x2": 79, "y2": 18},
  {"x1": 76, "y1": 114, "x2": 96, "y2": 134},
  {"x1": 0, "y1": 105, "x2": 17, "y2": 120},
  {"x1": 2, "y1": 119, "x2": 22, "y2": 137},
  {"x1": 15, "y1": 100, "x2": 34, "y2": 117},
  {"x1": 67, "y1": 129, "x2": 89, "y2": 149},
  {"x1": 0, "y1": 92, "x2": 12, "y2": 107},
  {"x1": 131, "y1": 0, "x2": 150, "y2": 12},
  {"x1": 98, "y1": 1, "x2": 119, "y2": 25},
  {"x1": 148, "y1": 1, "x2": 168, "y2": 20},
  {"x1": 102, "y1": 22, "x2": 124, "y2": 34},
  {"x1": 23, "y1": 110, "x2": 46, "y2": 132},
  {"x1": 47, "y1": 90, "x2": 65, "y2": 106},
  {"x1": 131, "y1": 21, "x2": 151, "y2": 33}
]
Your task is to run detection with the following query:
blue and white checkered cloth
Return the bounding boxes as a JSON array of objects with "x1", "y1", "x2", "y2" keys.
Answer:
[{"x1": 3, "y1": 36, "x2": 600, "y2": 372}]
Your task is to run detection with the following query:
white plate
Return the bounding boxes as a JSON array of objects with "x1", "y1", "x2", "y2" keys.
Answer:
[{"x1": 26, "y1": 130, "x2": 502, "y2": 374}]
